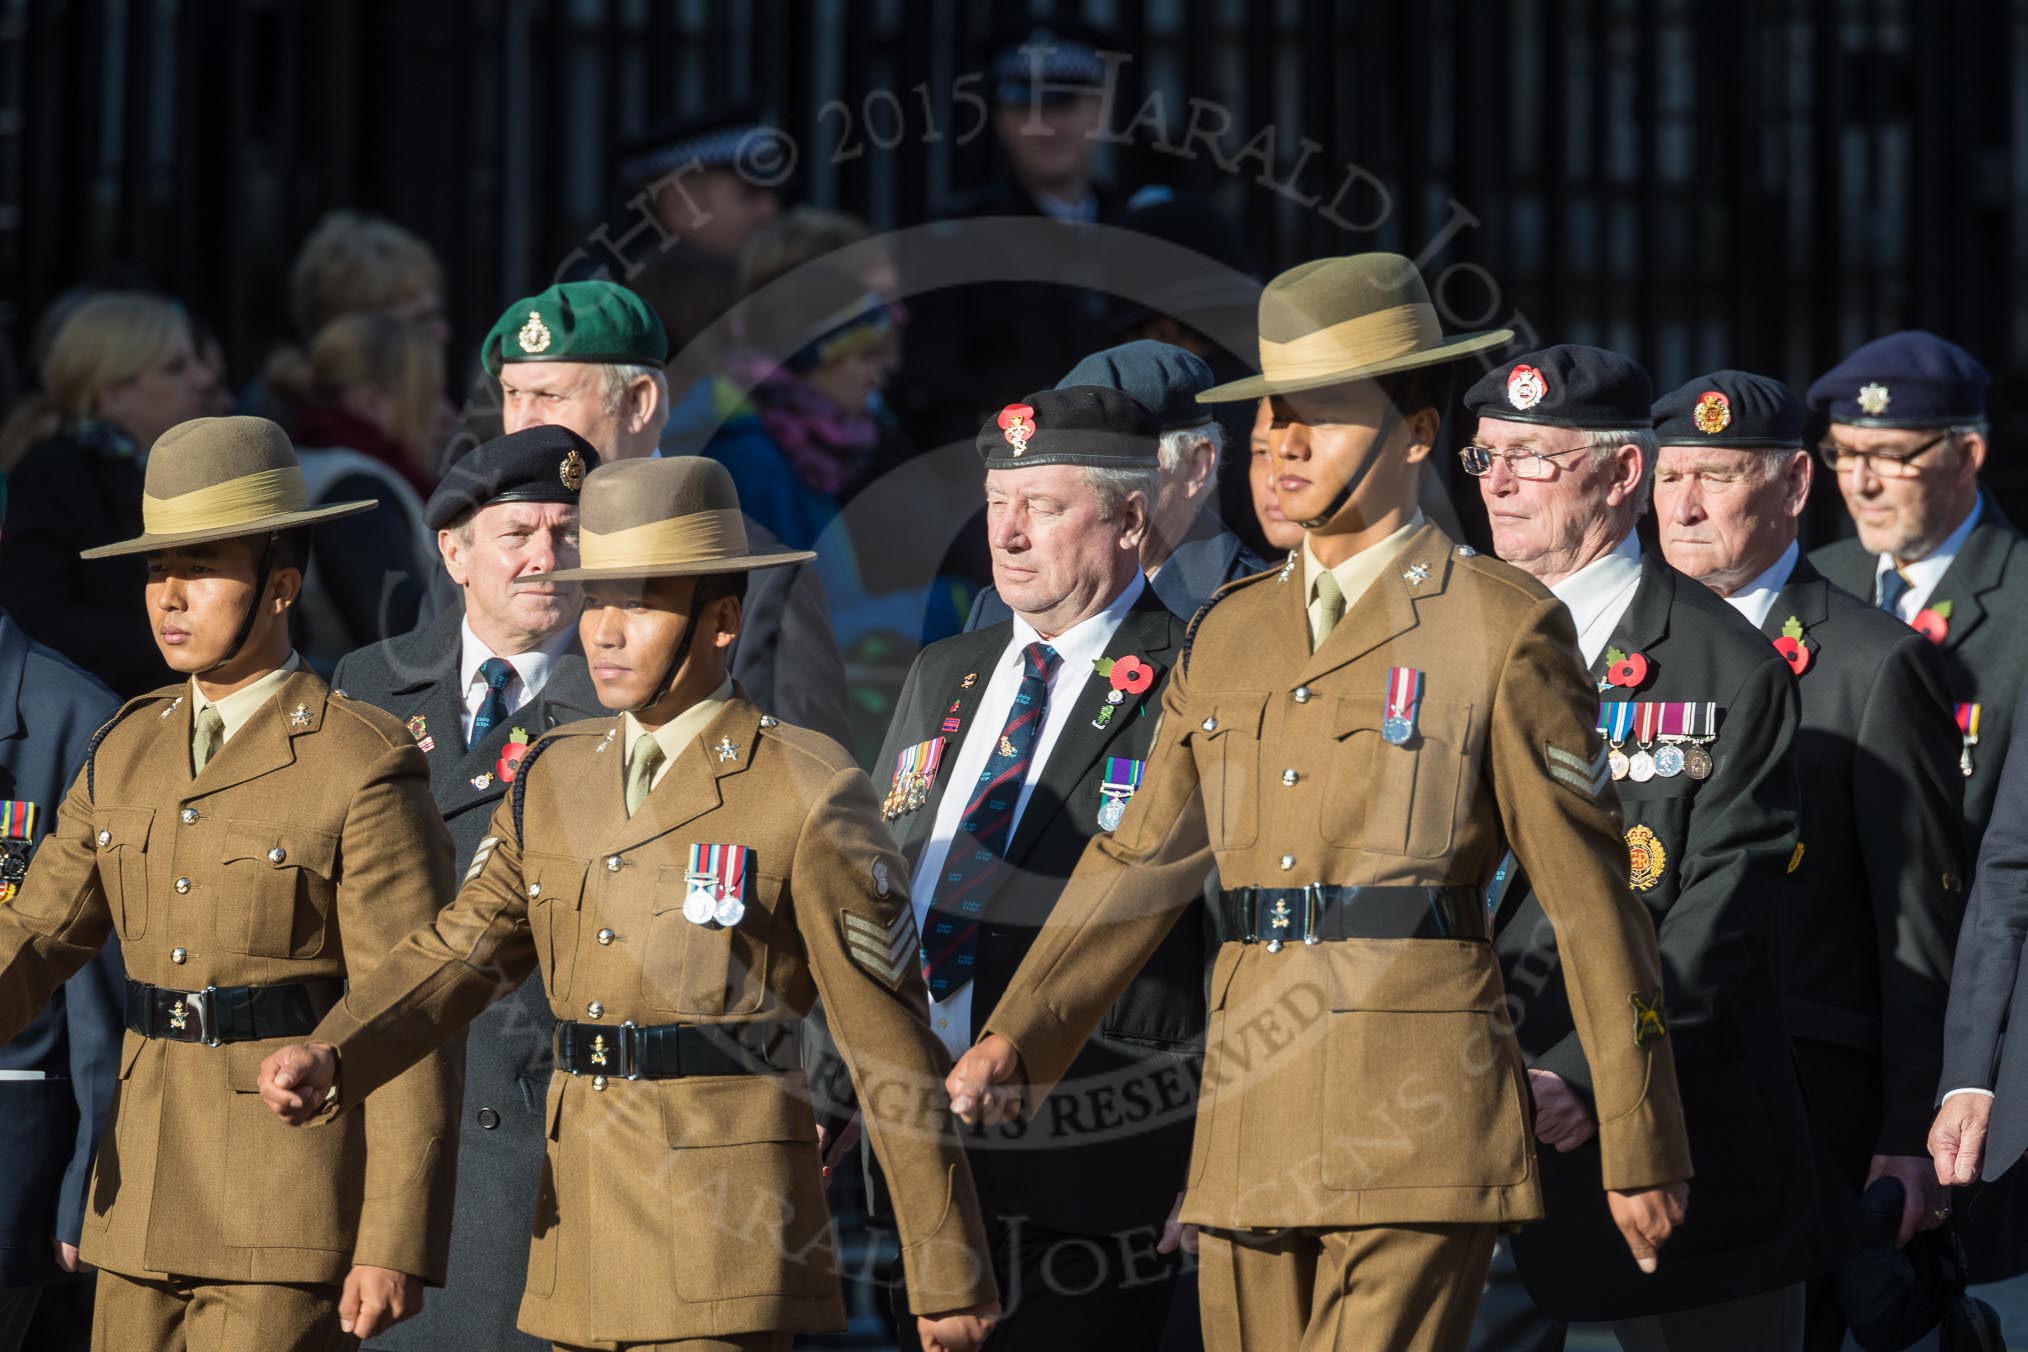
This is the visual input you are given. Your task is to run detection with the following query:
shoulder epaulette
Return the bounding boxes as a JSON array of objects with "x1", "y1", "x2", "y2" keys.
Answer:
[{"x1": 1184, "y1": 567, "x2": 1279, "y2": 677}]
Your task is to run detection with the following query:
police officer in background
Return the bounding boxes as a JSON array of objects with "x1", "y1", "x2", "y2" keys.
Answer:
[
  {"x1": 1464, "y1": 347, "x2": 1838, "y2": 1350},
  {"x1": 331, "y1": 424, "x2": 606, "y2": 1352},
  {"x1": 965, "y1": 342, "x2": 1265, "y2": 629},
  {"x1": 1649, "y1": 370, "x2": 1964, "y2": 1349},
  {"x1": 899, "y1": 24, "x2": 1131, "y2": 450},
  {"x1": 0, "y1": 476, "x2": 121, "y2": 1352},
  {"x1": 479, "y1": 280, "x2": 853, "y2": 747}
]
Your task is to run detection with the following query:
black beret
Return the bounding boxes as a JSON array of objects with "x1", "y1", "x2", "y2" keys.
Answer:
[
  {"x1": 1652, "y1": 370, "x2": 1805, "y2": 448},
  {"x1": 1806, "y1": 330, "x2": 1989, "y2": 429},
  {"x1": 425, "y1": 426, "x2": 600, "y2": 531},
  {"x1": 1058, "y1": 341, "x2": 1214, "y2": 430},
  {"x1": 1464, "y1": 344, "x2": 1654, "y2": 430},
  {"x1": 977, "y1": 386, "x2": 1160, "y2": 471}
]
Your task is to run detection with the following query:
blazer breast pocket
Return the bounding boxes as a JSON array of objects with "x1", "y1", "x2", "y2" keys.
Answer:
[{"x1": 1323, "y1": 698, "x2": 1475, "y2": 859}]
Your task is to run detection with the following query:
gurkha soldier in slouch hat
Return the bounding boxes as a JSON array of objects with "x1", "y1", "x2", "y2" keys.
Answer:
[
  {"x1": 258, "y1": 457, "x2": 1001, "y2": 1352},
  {"x1": 0, "y1": 415, "x2": 460, "y2": 1349},
  {"x1": 945, "y1": 254, "x2": 1693, "y2": 1352}
]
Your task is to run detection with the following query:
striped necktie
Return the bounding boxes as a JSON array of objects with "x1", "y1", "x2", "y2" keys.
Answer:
[{"x1": 920, "y1": 641, "x2": 1060, "y2": 997}]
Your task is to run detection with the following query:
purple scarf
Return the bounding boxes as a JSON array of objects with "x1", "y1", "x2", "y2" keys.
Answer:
[{"x1": 725, "y1": 352, "x2": 878, "y2": 497}]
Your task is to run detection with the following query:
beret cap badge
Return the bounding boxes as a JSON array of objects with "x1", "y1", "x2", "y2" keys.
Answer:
[
  {"x1": 560, "y1": 449, "x2": 587, "y2": 492},
  {"x1": 519, "y1": 310, "x2": 551, "y2": 354},
  {"x1": 998, "y1": 403, "x2": 1037, "y2": 456},
  {"x1": 1692, "y1": 390, "x2": 1732, "y2": 434},
  {"x1": 1856, "y1": 382, "x2": 1892, "y2": 416},
  {"x1": 1506, "y1": 364, "x2": 1548, "y2": 411},
  {"x1": 518, "y1": 309, "x2": 553, "y2": 355}
]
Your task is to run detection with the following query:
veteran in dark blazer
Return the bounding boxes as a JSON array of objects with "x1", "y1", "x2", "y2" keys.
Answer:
[
  {"x1": 827, "y1": 386, "x2": 1203, "y2": 1349},
  {"x1": 1463, "y1": 349, "x2": 1843, "y2": 1351},
  {"x1": 1804, "y1": 331, "x2": 2028, "y2": 1280},
  {"x1": 330, "y1": 426, "x2": 606, "y2": 1352},
  {"x1": 951, "y1": 260, "x2": 1692, "y2": 1352},
  {"x1": 0, "y1": 417, "x2": 459, "y2": 1350},
  {"x1": 1806, "y1": 332, "x2": 2022, "y2": 866},
  {"x1": 1651, "y1": 370, "x2": 1965, "y2": 1350},
  {"x1": 0, "y1": 609, "x2": 121, "y2": 1352},
  {"x1": 259, "y1": 456, "x2": 1000, "y2": 1352},
  {"x1": 964, "y1": 342, "x2": 1266, "y2": 631}
]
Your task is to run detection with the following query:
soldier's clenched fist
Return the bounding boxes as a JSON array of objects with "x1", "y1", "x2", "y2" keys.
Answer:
[{"x1": 259, "y1": 1042, "x2": 340, "y2": 1124}]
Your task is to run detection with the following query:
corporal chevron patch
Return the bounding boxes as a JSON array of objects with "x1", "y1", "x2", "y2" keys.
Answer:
[
  {"x1": 1544, "y1": 741, "x2": 1612, "y2": 801},
  {"x1": 842, "y1": 907, "x2": 917, "y2": 991},
  {"x1": 464, "y1": 836, "x2": 502, "y2": 886}
]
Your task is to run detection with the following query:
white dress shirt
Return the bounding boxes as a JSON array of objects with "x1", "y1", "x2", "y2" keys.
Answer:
[
  {"x1": 458, "y1": 619, "x2": 575, "y2": 743},
  {"x1": 1721, "y1": 541, "x2": 1799, "y2": 631},
  {"x1": 910, "y1": 572, "x2": 1146, "y2": 1059},
  {"x1": 1875, "y1": 494, "x2": 1982, "y2": 620},
  {"x1": 1548, "y1": 531, "x2": 1646, "y2": 666}
]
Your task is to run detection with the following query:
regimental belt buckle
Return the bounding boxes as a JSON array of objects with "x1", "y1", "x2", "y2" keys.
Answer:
[
  {"x1": 1302, "y1": 883, "x2": 1323, "y2": 947},
  {"x1": 165, "y1": 985, "x2": 218, "y2": 1046}
]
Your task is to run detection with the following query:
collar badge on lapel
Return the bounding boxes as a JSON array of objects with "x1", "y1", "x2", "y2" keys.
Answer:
[
  {"x1": 159, "y1": 695, "x2": 184, "y2": 720},
  {"x1": 470, "y1": 772, "x2": 494, "y2": 791},
  {"x1": 288, "y1": 704, "x2": 312, "y2": 728},
  {"x1": 595, "y1": 725, "x2": 616, "y2": 754},
  {"x1": 961, "y1": 672, "x2": 978, "y2": 690},
  {"x1": 1402, "y1": 560, "x2": 1431, "y2": 586},
  {"x1": 405, "y1": 714, "x2": 436, "y2": 753},
  {"x1": 1773, "y1": 617, "x2": 1812, "y2": 676},
  {"x1": 713, "y1": 736, "x2": 740, "y2": 764}
]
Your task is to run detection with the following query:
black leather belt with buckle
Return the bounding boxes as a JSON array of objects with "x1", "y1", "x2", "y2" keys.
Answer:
[
  {"x1": 123, "y1": 978, "x2": 345, "y2": 1046},
  {"x1": 1214, "y1": 885, "x2": 1486, "y2": 951},
  {"x1": 553, "y1": 1019, "x2": 800, "y2": 1081}
]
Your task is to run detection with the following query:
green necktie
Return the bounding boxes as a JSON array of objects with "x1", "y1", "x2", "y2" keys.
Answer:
[
  {"x1": 624, "y1": 734, "x2": 665, "y2": 817},
  {"x1": 192, "y1": 706, "x2": 225, "y2": 775},
  {"x1": 1308, "y1": 569, "x2": 1346, "y2": 650}
]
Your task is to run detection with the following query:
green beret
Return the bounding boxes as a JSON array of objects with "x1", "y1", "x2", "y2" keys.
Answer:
[{"x1": 483, "y1": 281, "x2": 669, "y2": 377}]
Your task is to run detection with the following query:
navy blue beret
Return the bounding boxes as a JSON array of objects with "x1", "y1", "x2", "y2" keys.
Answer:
[
  {"x1": 1463, "y1": 345, "x2": 1654, "y2": 430},
  {"x1": 1057, "y1": 341, "x2": 1214, "y2": 430},
  {"x1": 1653, "y1": 370, "x2": 1805, "y2": 448},
  {"x1": 425, "y1": 426, "x2": 600, "y2": 531},
  {"x1": 1807, "y1": 330, "x2": 1989, "y2": 429},
  {"x1": 977, "y1": 386, "x2": 1160, "y2": 471}
]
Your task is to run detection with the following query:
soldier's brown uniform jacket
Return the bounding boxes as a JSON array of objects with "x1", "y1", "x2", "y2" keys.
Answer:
[
  {"x1": 312, "y1": 693, "x2": 997, "y2": 1346},
  {"x1": 0, "y1": 670, "x2": 460, "y2": 1286},
  {"x1": 983, "y1": 522, "x2": 1694, "y2": 1228}
]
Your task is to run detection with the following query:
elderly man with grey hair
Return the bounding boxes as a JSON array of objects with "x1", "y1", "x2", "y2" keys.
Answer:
[
  {"x1": 819, "y1": 384, "x2": 1205, "y2": 1352},
  {"x1": 965, "y1": 340, "x2": 1265, "y2": 629},
  {"x1": 1464, "y1": 345, "x2": 1839, "y2": 1352},
  {"x1": 476, "y1": 279, "x2": 851, "y2": 742}
]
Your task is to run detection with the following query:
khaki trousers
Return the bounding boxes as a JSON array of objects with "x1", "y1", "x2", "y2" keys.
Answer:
[
  {"x1": 552, "y1": 1336, "x2": 790, "y2": 1352},
  {"x1": 1199, "y1": 1223, "x2": 1497, "y2": 1352},
  {"x1": 88, "y1": 1270, "x2": 350, "y2": 1352}
]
